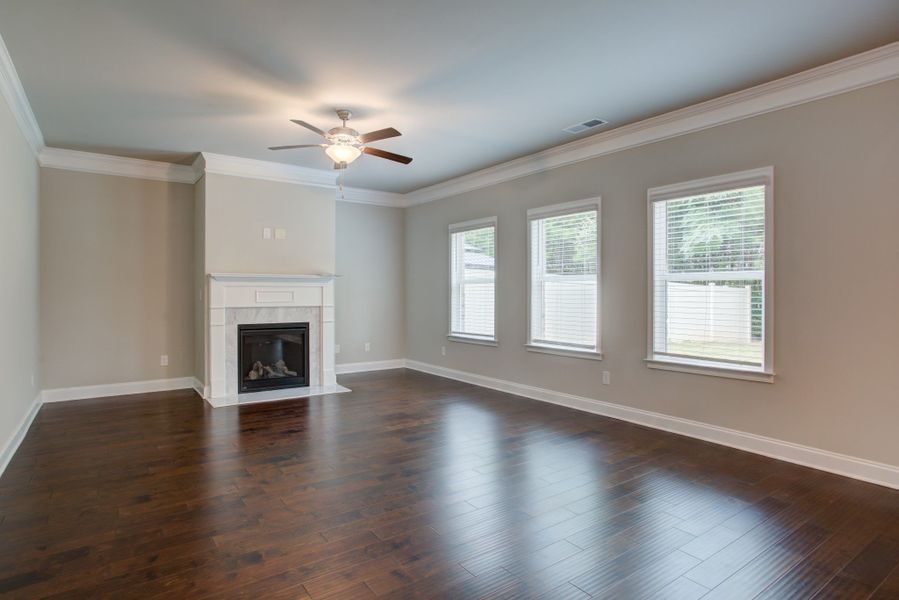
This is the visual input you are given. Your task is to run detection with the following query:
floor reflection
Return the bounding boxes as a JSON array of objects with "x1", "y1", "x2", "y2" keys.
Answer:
[{"x1": 7, "y1": 371, "x2": 895, "y2": 597}]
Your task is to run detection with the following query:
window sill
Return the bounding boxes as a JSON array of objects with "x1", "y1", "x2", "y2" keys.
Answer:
[
  {"x1": 645, "y1": 356, "x2": 774, "y2": 383},
  {"x1": 447, "y1": 335, "x2": 498, "y2": 347},
  {"x1": 526, "y1": 344, "x2": 603, "y2": 361}
]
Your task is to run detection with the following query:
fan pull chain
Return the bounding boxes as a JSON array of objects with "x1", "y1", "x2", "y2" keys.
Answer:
[{"x1": 337, "y1": 173, "x2": 346, "y2": 200}]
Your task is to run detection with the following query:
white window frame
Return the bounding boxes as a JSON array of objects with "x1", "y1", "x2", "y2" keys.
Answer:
[
  {"x1": 646, "y1": 167, "x2": 774, "y2": 382},
  {"x1": 526, "y1": 197, "x2": 602, "y2": 360},
  {"x1": 448, "y1": 216, "x2": 498, "y2": 346}
]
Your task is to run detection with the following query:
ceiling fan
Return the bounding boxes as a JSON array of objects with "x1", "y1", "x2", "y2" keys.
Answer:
[{"x1": 269, "y1": 109, "x2": 413, "y2": 170}]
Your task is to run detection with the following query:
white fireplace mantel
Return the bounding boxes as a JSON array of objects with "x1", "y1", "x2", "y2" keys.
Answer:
[
  {"x1": 208, "y1": 272, "x2": 339, "y2": 283},
  {"x1": 205, "y1": 273, "x2": 346, "y2": 407}
]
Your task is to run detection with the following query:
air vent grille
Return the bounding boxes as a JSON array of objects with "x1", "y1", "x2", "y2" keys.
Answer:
[{"x1": 563, "y1": 118, "x2": 608, "y2": 134}]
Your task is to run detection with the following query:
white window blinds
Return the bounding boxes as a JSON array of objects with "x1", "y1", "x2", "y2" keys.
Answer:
[
  {"x1": 650, "y1": 172, "x2": 771, "y2": 372},
  {"x1": 528, "y1": 200, "x2": 600, "y2": 354},
  {"x1": 449, "y1": 219, "x2": 496, "y2": 342}
]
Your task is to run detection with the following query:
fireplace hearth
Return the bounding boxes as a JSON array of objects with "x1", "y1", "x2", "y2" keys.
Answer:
[{"x1": 238, "y1": 322, "x2": 309, "y2": 393}]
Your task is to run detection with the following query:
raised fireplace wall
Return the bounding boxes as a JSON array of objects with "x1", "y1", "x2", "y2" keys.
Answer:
[{"x1": 193, "y1": 163, "x2": 338, "y2": 400}]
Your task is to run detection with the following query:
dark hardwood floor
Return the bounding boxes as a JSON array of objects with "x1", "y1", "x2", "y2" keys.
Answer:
[{"x1": 1, "y1": 369, "x2": 898, "y2": 599}]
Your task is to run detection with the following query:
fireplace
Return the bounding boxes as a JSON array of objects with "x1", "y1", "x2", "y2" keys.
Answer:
[
  {"x1": 206, "y1": 274, "x2": 344, "y2": 407},
  {"x1": 238, "y1": 322, "x2": 309, "y2": 393}
]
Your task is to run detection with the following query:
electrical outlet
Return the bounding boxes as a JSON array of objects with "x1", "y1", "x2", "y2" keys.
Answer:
[
  {"x1": 262, "y1": 227, "x2": 272, "y2": 240},
  {"x1": 602, "y1": 371, "x2": 610, "y2": 385},
  {"x1": 31, "y1": 372, "x2": 35, "y2": 387},
  {"x1": 335, "y1": 344, "x2": 341, "y2": 354},
  {"x1": 160, "y1": 354, "x2": 169, "y2": 367},
  {"x1": 364, "y1": 342, "x2": 371, "y2": 352},
  {"x1": 275, "y1": 228, "x2": 287, "y2": 240},
  {"x1": 441, "y1": 346, "x2": 446, "y2": 356}
]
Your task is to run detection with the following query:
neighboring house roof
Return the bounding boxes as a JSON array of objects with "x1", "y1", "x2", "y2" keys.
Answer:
[{"x1": 465, "y1": 244, "x2": 494, "y2": 270}]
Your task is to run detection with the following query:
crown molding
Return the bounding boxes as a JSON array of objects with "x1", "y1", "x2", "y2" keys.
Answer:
[
  {"x1": 405, "y1": 41, "x2": 899, "y2": 206},
  {"x1": 39, "y1": 147, "x2": 197, "y2": 183},
  {"x1": 195, "y1": 152, "x2": 337, "y2": 189},
  {"x1": 0, "y1": 32, "x2": 44, "y2": 156},
  {"x1": 36, "y1": 148, "x2": 403, "y2": 206},
  {"x1": 340, "y1": 186, "x2": 407, "y2": 208},
  {"x1": 195, "y1": 153, "x2": 406, "y2": 206}
]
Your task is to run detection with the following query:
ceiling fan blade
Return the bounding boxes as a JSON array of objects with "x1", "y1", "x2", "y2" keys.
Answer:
[
  {"x1": 363, "y1": 146, "x2": 413, "y2": 164},
  {"x1": 290, "y1": 119, "x2": 327, "y2": 137},
  {"x1": 268, "y1": 144, "x2": 323, "y2": 151},
  {"x1": 358, "y1": 127, "x2": 402, "y2": 144}
]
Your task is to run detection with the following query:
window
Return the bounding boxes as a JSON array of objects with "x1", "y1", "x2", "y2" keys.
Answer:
[
  {"x1": 449, "y1": 217, "x2": 497, "y2": 344},
  {"x1": 527, "y1": 198, "x2": 601, "y2": 359},
  {"x1": 647, "y1": 167, "x2": 773, "y2": 381}
]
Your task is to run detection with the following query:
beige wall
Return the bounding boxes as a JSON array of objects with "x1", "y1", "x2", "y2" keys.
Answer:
[
  {"x1": 405, "y1": 80, "x2": 899, "y2": 467},
  {"x1": 40, "y1": 168, "x2": 195, "y2": 389},
  {"x1": 0, "y1": 91, "x2": 40, "y2": 458},
  {"x1": 203, "y1": 173, "x2": 336, "y2": 275},
  {"x1": 39, "y1": 168, "x2": 338, "y2": 391},
  {"x1": 336, "y1": 202, "x2": 406, "y2": 364}
]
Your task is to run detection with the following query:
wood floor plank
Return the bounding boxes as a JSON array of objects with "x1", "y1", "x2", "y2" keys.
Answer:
[
  {"x1": 680, "y1": 497, "x2": 817, "y2": 589},
  {"x1": 810, "y1": 574, "x2": 875, "y2": 599},
  {"x1": 567, "y1": 527, "x2": 695, "y2": 595},
  {"x1": 837, "y1": 534, "x2": 899, "y2": 589},
  {"x1": 753, "y1": 506, "x2": 889, "y2": 600},
  {"x1": 871, "y1": 564, "x2": 899, "y2": 599},
  {"x1": 0, "y1": 369, "x2": 896, "y2": 598},
  {"x1": 645, "y1": 576, "x2": 709, "y2": 600},
  {"x1": 701, "y1": 522, "x2": 831, "y2": 599},
  {"x1": 590, "y1": 549, "x2": 701, "y2": 599}
]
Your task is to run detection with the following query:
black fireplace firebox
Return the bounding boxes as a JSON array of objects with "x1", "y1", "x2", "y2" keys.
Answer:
[{"x1": 238, "y1": 322, "x2": 310, "y2": 393}]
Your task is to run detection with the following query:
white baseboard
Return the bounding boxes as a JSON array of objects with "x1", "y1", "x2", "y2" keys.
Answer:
[
  {"x1": 0, "y1": 393, "x2": 42, "y2": 477},
  {"x1": 336, "y1": 359, "x2": 407, "y2": 374},
  {"x1": 404, "y1": 360, "x2": 899, "y2": 490},
  {"x1": 42, "y1": 376, "x2": 196, "y2": 403},
  {"x1": 191, "y1": 377, "x2": 207, "y2": 399}
]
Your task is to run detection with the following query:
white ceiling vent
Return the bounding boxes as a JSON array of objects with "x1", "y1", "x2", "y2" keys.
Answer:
[{"x1": 563, "y1": 118, "x2": 608, "y2": 134}]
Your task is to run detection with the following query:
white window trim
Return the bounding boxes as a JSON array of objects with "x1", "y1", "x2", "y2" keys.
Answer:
[
  {"x1": 526, "y1": 197, "x2": 602, "y2": 359},
  {"x1": 448, "y1": 216, "x2": 498, "y2": 345},
  {"x1": 448, "y1": 335, "x2": 498, "y2": 347},
  {"x1": 645, "y1": 167, "x2": 774, "y2": 382},
  {"x1": 525, "y1": 344, "x2": 603, "y2": 360}
]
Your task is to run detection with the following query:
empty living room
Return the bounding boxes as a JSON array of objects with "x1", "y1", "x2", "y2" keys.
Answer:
[{"x1": 2, "y1": 1, "x2": 899, "y2": 598}]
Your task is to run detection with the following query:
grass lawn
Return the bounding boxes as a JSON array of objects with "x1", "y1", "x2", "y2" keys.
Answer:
[{"x1": 667, "y1": 339, "x2": 762, "y2": 364}]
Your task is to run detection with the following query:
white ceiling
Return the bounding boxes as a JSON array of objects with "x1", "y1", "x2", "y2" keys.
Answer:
[{"x1": 1, "y1": 1, "x2": 897, "y2": 193}]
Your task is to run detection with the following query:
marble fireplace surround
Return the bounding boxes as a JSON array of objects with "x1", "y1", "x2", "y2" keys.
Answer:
[{"x1": 207, "y1": 273, "x2": 349, "y2": 407}]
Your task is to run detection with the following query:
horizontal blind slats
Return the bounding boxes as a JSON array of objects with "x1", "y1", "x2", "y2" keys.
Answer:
[
  {"x1": 530, "y1": 208, "x2": 598, "y2": 350},
  {"x1": 652, "y1": 184, "x2": 766, "y2": 367},
  {"x1": 450, "y1": 224, "x2": 496, "y2": 339}
]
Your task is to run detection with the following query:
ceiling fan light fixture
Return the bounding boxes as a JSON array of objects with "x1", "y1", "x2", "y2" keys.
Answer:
[
  {"x1": 324, "y1": 143, "x2": 362, "y2": 164},
  {"x1": 271, "y1": 110, "x2": 411, "y2": 167}
]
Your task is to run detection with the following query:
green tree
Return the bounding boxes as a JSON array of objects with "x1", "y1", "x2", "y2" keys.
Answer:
[{"x1": 543, "y1": 212, "x2": 597, "y2": 275}]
